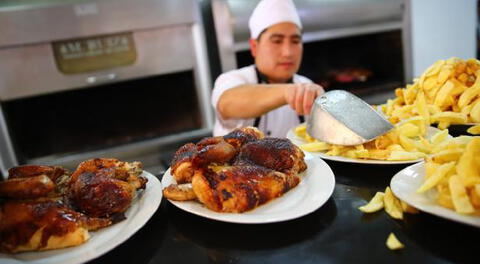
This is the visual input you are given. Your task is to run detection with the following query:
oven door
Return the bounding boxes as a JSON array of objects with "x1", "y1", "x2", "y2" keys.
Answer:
[{"x1": 0, "y1": 0, "x2": 213, "y2": 176}]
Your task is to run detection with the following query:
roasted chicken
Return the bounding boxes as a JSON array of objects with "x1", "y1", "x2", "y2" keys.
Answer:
[
  {"x1": 170, "y1": 127, "x2": 264, "y2": 184},
  {"x1": 193, "y1": 165, "x2": 300, "y2": 213},
  {"x1": 69, "y1": 158, "x2": 146, "y2": 217},
  {"x1": 0, "y1": 158, "x2": 146, "y2": 253},
  {"x1": 233, "y1": 137, "x2": 307, "y2": 175},
  {"x1": 0, "y1": 165, "x2": 69, "y2": 199},
  {"x1": 0, "y1": 200, "x2": 112, "y2": 253},
  {"x1": 164, "y1": 127, "x2": 307, "y2": 213}
]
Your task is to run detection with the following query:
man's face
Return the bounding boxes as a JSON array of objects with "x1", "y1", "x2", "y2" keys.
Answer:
[{"x1": 250, "y1": 22, "x2": 303, "y2": 83}]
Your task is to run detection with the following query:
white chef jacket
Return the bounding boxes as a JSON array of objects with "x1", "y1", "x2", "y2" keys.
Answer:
[{"x1": 211, "y1": 65, "x2": 313, "y2": 138}]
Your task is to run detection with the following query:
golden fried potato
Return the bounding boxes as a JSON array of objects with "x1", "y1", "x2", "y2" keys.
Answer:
[
  {"x1": 386, "y1": 233, "x2": 404, "y2": 250},
  {"x1": 384, "y1": 187, "x2": 403, "y2": 220},
  {"x1": 358, "y1": 192, "x2": 385, "y2": 213},
  {"x1": 378, "y1": 58, "x2": 480, "y2": 128}
]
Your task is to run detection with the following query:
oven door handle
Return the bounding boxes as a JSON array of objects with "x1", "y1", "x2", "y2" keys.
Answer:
[{"x1": 86, "y1": 73, "x2": 117, "y2": 84}]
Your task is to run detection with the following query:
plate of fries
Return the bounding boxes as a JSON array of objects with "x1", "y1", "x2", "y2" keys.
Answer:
[
  {"x1": 378, "y1": 57, "x2": 480, "y2": 131},
  {"x1": 390, "y1": 137, "x2": 480, "y2": 227},
  {"x1": 287, "y1": 123, "x2": 448, "y2": 165}
]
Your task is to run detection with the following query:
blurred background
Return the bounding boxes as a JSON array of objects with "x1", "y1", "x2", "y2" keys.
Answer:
[{"x1": 0, "y1": 0, "x2": 477, "y2": 177}]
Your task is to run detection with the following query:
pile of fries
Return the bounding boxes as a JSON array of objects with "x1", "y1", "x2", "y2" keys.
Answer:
[
  {"x1": 294, "y1": 122, "x2": 447, "y2": 161},
  {"x1": 418, "y1": 137, "x2": 480, "y2": 214},
  {"x1": 348, "y1": 58, "x2": 480, "y2": 249},
  {"x1": 358, "y1": 138, "x2": 480, "y2": 249},
  {"x1": 379, "y1": 57, "x2": 480, "y2": 130},
  {"x1": 294, "y1": 58, "x2": 480, "y2": 161}
]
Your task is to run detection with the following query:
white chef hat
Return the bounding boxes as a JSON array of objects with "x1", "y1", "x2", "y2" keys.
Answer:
[{"x1": 248, "y1": 0, "x2": 302, "y2": 39}]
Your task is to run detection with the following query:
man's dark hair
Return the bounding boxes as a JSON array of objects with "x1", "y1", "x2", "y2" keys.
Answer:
[
  {"x1": 256, "y1": 28, "x2": 303, "y2": 42},
  {"x1": 256, "y1": 29, "x2": 268, "y2": 41}
]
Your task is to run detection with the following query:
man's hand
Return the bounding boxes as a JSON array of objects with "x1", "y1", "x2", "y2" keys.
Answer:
[{"x1": 284, "y1": 83, "x2": 325, "y2": 115}]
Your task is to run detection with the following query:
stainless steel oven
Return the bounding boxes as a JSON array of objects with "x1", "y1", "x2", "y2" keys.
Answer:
[
  {"x1": 211, "y1": 0, "x2": 409, "y2": 104},
  {"x1": 0, "y1": 0, "x2": 213, "y2": 177}
]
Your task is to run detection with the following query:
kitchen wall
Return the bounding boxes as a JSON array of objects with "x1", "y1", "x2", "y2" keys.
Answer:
[{"x1": 406, "y1": 0, "x2": 477, "y2": 78}]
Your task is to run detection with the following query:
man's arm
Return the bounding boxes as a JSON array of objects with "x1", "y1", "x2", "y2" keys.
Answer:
[{"x1": 217, "y1": 83, "x2": 324, "y2": 120}]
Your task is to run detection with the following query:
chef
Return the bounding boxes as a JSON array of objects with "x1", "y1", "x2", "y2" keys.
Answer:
[{"x1": 211, "y1": 0, "x2": 324, "y2": 137}]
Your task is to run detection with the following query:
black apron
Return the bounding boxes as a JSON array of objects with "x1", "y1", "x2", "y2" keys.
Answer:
[{"x1": 253, "y1": 67, "x2": 304, "y2": 136}]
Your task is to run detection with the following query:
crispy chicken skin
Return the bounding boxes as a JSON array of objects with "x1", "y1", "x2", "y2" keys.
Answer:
[
  {"x1": 70, "y1": 158, "x2": 146, "y2": 189},
  {"x1": 234, "y1": 138, "x2": 307, "y2": 175},
  {"x1": 162, "y1": 183, "x2": 196, "y2": 201},
  {"x1": 222, "y1": 126, "x2": 265, "y2": 148},
  {"x1": 0, "y1": 158, "x2": 146, "y2": 253},
  {"x1": 170, "y1": 141, "x2": 237, "y2": 184},
  {"x1": 0, "y1": 175, "x2": 55, "y2": 199},
  {"x1": 0, "y1": 165, "x2": 70, "y2": 199},
  {"x1": 170, "y1": 143, "x2": 197, "y2": 184},
  {"x1": 164, "y1": 127, "x2": 307, "y2": 213},
  {"x1": 170, "y1": 127, "x2": 264, "y2": 184},
  {"x1": 193, "y1": 166, "x2": 299, "y2": 213},
  {"x1": 69, "y1": 158, "x2": 147, "y2": 218},
  {"x1": 8, "y1": 165, "x2": 68, "y2": 181},
  {"x1": 0, "y1": 200, "x2": 112, "y2": 253}
]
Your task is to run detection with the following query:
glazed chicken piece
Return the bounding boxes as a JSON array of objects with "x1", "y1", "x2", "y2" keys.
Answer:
[
  {"x1": 214, "y1": 126, "x2": 265, "y2": 149},
  {"x1": 164, "y1": 136, "x2": 307, "y2": 212},
  {"x1": 0, "y1": 199, "x2": 113, "y2": 253},
  {"x1": 0, "y1": 159, "x2": 146, "y2": 254},
  {"x1": 0, "y1": 165, "x2": 70, "y2": 199},
  {"x1": 8, "y1": 165, "x2": 68, "y2": 181},
  {"x1": 192, "y1": 165, "x2": 299, "y2": 213},
  {"x1": 162, "y1": 183, "x2": 197, "y2": 201},
  {"x1": 69, "y1": 158, "x2": 147, "y2": 218},
  {"x1": 170, "y1": 127, "x2": 264, "y2": 184},
  {"x1": 0, "y1": 175, "x2": 55, "y2": 199},
  {"x1": 234, "y1": 138, "x2": 307, "y2": 175},
  {"x1": 190, "y1": 138, "x2": 305, "y2": 212},
  {"x1": 170, "y1": 141, "x2": 236, "y2": 184},
  {"x1": 0, "y1": 165, "x2": 71, "y2": 199}
]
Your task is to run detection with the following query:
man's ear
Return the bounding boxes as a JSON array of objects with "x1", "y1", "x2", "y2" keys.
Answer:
[{"x1": 249, "y1": 38, "x2": 257, "y2": 58}]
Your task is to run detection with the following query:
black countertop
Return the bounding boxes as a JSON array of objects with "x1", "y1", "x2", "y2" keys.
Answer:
[{"x1": 88, "y1": 160, "x2": 478, "y2": 264}]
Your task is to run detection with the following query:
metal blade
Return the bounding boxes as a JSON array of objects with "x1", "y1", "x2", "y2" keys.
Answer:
[{"x1": 307, "y1": 90, "x2": 393, "y2": 146}]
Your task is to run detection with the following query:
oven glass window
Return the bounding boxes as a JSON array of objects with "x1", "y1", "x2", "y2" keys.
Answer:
[{"x1": 2, "y1": 70, "x2": 201, "y2": 161}]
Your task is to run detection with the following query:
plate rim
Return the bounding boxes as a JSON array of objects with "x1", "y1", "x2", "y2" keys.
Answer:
[
  {"x1": 161, "y1": 154, "x2": 335, "y2": 224},
  {"x1": 0, "y1": 171, "x2": 162, "y2": 264},
  {"x1": 390, "y1": 162, "x2": 480, "y2": 228}
]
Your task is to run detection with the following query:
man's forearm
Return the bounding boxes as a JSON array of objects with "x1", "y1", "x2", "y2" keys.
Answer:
[{"x1": 217, "y1": 84, "x2": 288, "y2": 119}]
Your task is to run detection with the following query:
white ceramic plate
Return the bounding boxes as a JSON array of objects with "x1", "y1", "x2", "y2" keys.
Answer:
[
  {"x1": 286, "y1": 126, "x2": 442, "y2": 165},
  {"x1": 0, "y1": 171, "x2": 162, "y2": 264},
  {"x1": 390, "y1": 162, "x2": 480, "y2": 228},
  {"x1": 161, "y1": 153, "x2": 335, "y2": 224}
]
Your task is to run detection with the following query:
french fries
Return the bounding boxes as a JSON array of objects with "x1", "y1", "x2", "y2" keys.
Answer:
[
  {"x1": 358, "y1": 192, "x2": 385, "y2": 213},
  {"x1": 359, "y1": 187, "x2": 418, "y2": 217},
  {"x1": 379, "y1": 58, "x2": 480, "y2": 128},
  {"x1": 467, "y1": 124, "x2": 480, "y2": 134},
  {"x1": 417, "y1": 137, "x2": 480, "y2": 214},
  {"x1": 293, "y1": 58, "x2": 479, "y2": 163},
  {"x1": 359, "y1": 188, "x2": 417, "y2": 251},
  {"x1": 386, "y1": 233, "x2": 404, "y2": 250},
  {"x1": 384, "y1": 187, "x2": 403, "y2": 220},
  {"x1": 294, "y1": 123, "x2": 447, "y2": 161}
]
